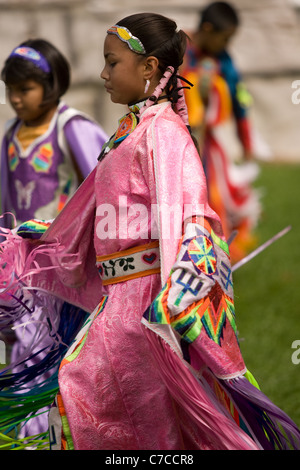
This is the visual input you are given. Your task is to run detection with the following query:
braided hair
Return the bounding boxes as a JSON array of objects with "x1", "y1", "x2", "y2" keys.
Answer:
[
  {"x1": 117, "y1": 13, "x2": 189, "y2": 106},
  {"x1": 117, "y1": 13, "x2": 198, "y2": 150}
]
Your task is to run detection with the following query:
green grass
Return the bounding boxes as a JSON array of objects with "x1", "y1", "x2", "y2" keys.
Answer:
[{"x1": 233, "y1": 161, "x2": 300, "y2": 428}]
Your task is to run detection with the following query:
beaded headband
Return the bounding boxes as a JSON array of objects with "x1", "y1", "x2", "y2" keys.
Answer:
[
  {"x1": 9, "y1": 46, "x2": 51, "y2": 73},
  {"x1": 107, "y1": 25, "x2": 146, "y2": 55}
]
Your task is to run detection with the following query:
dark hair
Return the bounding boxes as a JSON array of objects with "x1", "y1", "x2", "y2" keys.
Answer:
[
  {"x1": 111, "y1": 13, "x2": 200, "y2": 155},
  {"x1": 117, "y1": 13, "x2": 188, "y2": 71},
  {"x1": 117, "y1": 13, "x2": 189, "y2": 104},
  {"x1": 199, "y1": 2, "x2": 239, "y2": 31},
  {"x1": 1, "y1": 38, "x2": 70, "y2": 106}
]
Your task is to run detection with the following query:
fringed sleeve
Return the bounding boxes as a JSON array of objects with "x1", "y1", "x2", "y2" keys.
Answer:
[{"x1": 142, "y1": 221, "x2": 300, "y2": 450}]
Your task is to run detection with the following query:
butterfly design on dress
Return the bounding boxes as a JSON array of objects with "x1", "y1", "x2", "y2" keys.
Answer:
[{"x1": 15, "y1": 179, "x2": 36, "y2": 210}]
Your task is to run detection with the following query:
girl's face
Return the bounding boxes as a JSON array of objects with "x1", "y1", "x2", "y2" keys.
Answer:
[
  {"x1": 101, "y1": 34, "x2": 146, "y2": 105},
  {"x1": 7, "y1": 79, "x2": 54, "y2": 126}
]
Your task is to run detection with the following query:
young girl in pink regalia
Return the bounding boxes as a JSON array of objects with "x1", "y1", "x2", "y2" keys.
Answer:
[{"x1": 0, "y1": 13, "x2": 299, "y2": 451}]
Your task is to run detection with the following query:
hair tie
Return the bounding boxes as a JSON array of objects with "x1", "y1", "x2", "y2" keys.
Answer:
[
  {"x1": 8, "y1": 46, "x2": 51, "y2": 73},
  {"x1": 174, "y1": 75, "x2": 193, "y2": 127}
]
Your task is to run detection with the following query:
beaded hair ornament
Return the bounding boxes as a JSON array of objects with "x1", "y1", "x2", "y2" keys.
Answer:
[
  {"x1": 107, "y1": 25, "x2": 146, "y2": 55},
  {"x1": 9, "y1": 46, "x2": 51, "y2": 74},
  {"x1": 99, "y1": 25, "x2": 192, "y2": 160}
]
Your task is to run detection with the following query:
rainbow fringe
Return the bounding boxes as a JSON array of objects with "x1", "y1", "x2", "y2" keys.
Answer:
[{"x1": 0, "y1": 303, "x2": 87, "y2": 449}]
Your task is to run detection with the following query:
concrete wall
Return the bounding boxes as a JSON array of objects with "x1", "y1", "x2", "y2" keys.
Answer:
[{"x1": 0, "y1": 0, "x2": 299, "y2": 160}]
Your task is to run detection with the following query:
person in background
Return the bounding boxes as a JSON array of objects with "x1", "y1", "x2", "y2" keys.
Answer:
[
  {"x1": 1, "y1": 38, "x2": 108, "y2": 228},
  {"x1": 181, "y1": 2, "x2": 262, "y2": 262},
  {"x1": 0, "y1": 38, "x2": 108, "y2": 439}
]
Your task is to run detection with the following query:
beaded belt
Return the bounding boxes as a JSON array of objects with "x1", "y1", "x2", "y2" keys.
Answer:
[{"x1": 96, "y1": 241, "x2": 160, "y2": 285}]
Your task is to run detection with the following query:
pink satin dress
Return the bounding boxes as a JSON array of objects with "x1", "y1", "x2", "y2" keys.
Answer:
[
  {"x1": 53, "y1": 103, "x2": 258, "y2": 451},
  {"x1": 57, "y1": 103, "x2": 220, "y2": 450}
]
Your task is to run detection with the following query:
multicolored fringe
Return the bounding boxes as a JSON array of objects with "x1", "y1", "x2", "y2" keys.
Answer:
[
  {"x1": 142, "y1": 323, "x2": 259, "y2": 450},
  {"x1": 0, "y1": 302, "x2": 87, "y2": 449},
  {"x1": 15, "y1": 219, "x2": 52, "y2": 239},
  {"x1": 220, "y1": 376, "x2": 300, "y2": 450},
  {"x1": 0, "y1": 430, "x2": 49, "y2": 450},
  {"x1": 142, "y1": 220, "x2": 300, "y2": 450},
  {"x1": 0, "y1": 220, "x2": 87, "y2": 449},
  {"x1": 142, "y1": 322, "x2": 300, "y2": 450}
]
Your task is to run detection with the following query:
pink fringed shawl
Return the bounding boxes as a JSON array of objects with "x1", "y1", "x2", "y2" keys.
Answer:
[{"x1": 29, "y1": 169, "x2": 102, "y2": 313}]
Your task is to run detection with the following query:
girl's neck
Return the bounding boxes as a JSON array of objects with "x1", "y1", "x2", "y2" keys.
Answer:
[{"x1": 24, "y1": 103, "x2": 58, "y2": 127}]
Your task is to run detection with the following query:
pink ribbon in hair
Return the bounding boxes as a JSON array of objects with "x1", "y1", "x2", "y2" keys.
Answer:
[{"x1": 138, "y1": 66, "x2": 190, "y2": 127}]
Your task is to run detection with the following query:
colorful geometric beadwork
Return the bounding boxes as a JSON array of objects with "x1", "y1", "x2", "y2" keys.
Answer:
[
  {"x1": 170, "y1": 302, "x2": 202, "y2": 344},
  {"x1": 98, "y1": 102, "x2": 145, "y2": 160},
  {"x1": 187, "y1": 235, "x2": 217, "y2": 275},
  {"x1": 8, "y1": 142, "x2": 19, "y2": 171},
  {"x1": 16, "y1": 219, "x2": 51, "y2": 239},
  {"x1": 200, "y1": 296, "x2": 227, "y2": 345},
  {"x1": 114, "y1": 112, "x2": 138, "y2": 144},
  {"x1": 199, "y1": 284, "x2": 237, "y2": 345},
  {"x1": 220, "y1": 260, "x2": 233, "y2": 290},
  {"x1": 30, "y1": 142, "x2": 53, "y2": 172},
  {"x1": 174, "y1": 271, "x2": 203, "y2": 307},
  {"x1": 107, "y1": 25, "x2": 146, "y2": 55},
  {"x1": 144, "y1": 277, "x2": 237, "y2": 345},
  {"x1": 143, "y1": 218, "x2": 239, "y2": 346}
]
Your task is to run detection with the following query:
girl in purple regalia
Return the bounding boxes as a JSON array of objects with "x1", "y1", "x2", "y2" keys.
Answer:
[
  {"x1": 0, "y1": 39, "x2": 107, "y2": 440},
  {"x1": 1, "y1": 38, "x2": 108, "y2": 228},
  {"x1": 0, "y1": 14, "x2": 299, "y2": 451}
]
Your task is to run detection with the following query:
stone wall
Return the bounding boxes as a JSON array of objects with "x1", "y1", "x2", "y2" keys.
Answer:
[{"x1": 0, "y1": 0, "x2": 299, "y2": 160}]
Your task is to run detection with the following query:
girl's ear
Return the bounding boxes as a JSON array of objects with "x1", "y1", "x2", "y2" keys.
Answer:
[{"x1": 143, "y1": 56, "x2": 160, "y2": 81}]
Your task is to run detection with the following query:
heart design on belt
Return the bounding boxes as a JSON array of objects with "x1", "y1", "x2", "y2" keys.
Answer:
[{"x1": 142, "y1": 252, "x2": 157, "y2": 265}]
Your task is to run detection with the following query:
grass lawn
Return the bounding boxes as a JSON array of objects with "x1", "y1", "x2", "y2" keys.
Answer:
[{"x1": 233, "y1": 161, "x2": 300, "y2": 428}]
